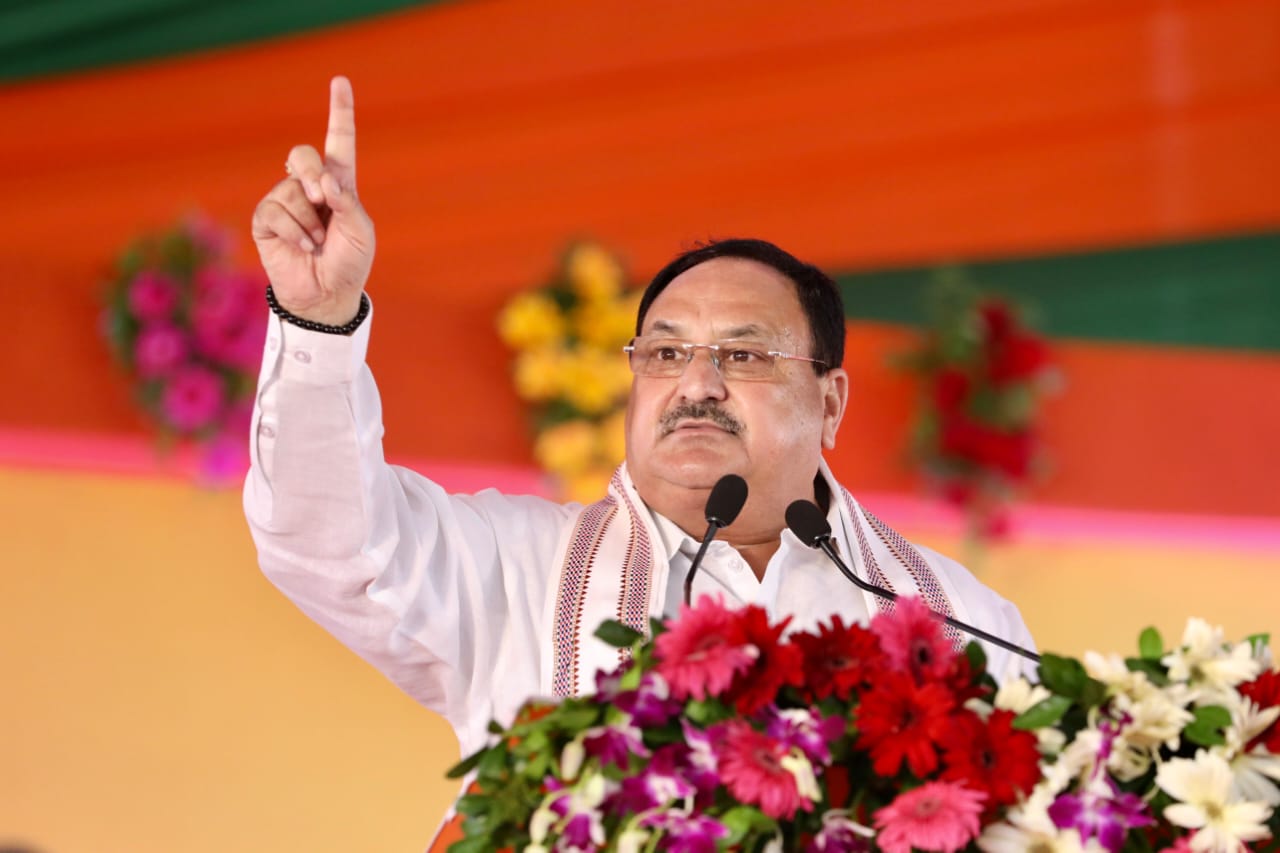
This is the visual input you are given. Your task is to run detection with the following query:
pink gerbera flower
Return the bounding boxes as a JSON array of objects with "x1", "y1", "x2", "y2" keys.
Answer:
[
  {"x1": 160, "y1": 365, "x2": 225, "y2": 432},
  {"x1": 653, "y1": 596, "x2": 756, "y2": 701},
  {"x1": 716, "y1": 720, "x2": 814, "y2": 820},
  {"x1": 871, "y1": 595, "x2": 955, "y2": 684},
  {"x1": 133, "y1": 324, "x2": 189, "y2": 377},
  {"x1": 127, "y1": 270, "x2": 179, "y2": 322},
  {"x1": 873, "y1": 781, "x2": 985, "y2": 853}
]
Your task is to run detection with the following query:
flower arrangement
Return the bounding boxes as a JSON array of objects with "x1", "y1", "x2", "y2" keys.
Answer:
[
  {"x1": 897, "y1": 276, "x2": 1056, "y2": 539},
  {"x1": 101, "y1": 213, "x2": 267, "y2": 481},
  {"x1": 497, "y1": 243, "x2": 639, "y2": 503},
  {"x1": 448, "y1": 596, "x2": 1279, "y2": 852}
]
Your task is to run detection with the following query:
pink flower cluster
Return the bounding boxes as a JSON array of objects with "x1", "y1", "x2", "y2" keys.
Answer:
[{"x1": 103, "y1": 215, "x2": 267, "y2": 478}]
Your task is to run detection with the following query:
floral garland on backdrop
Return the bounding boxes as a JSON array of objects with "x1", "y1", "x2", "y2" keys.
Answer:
[
  {"x1": 497, "y1": 242, "x2": 639, "y2": 503},
  {"x1": 897, "y1": 274, "x2": 1057, "y2": 539},
  {"x1": 101, "y1": 213, "x2": 267, "y2": 482},
  {"x1": 448, "y1": 598, "x2": 1279, "y2": 853}
]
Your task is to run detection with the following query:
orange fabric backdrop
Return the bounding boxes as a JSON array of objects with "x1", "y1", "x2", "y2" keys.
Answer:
[{"x1": 2, "y1": 0, "x2": 1278, "y2": 514}]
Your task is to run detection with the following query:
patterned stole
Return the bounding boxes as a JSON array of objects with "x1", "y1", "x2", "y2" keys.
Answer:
[{"x1": 546, "y1": 464, "x2": 964, "y2": 700}]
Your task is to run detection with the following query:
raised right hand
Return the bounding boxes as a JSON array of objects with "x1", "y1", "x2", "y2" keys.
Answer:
[{"x1": 251, "y1": 76, "x2": 375, "y2": 326}]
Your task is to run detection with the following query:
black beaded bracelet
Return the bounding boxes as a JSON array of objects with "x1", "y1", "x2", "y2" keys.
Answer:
[{"x1": 265, "y1": 285, "x2": 370, "y2": 336}]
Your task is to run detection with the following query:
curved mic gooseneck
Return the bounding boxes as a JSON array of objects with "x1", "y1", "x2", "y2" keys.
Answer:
[
  {"x1": 683, "y1": 474, "x2": 749, "y2": 605},
  {"x1": 785, "y1": 499, "x2": 1040, "y2": 665}
]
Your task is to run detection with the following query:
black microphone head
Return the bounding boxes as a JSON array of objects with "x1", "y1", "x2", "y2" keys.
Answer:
[
  {"x1": 705, "y1": 474, "x2": 748, "y2": 528},
  {"x1": 785, "y1": 499, "x2": 832, "y2": 547}
]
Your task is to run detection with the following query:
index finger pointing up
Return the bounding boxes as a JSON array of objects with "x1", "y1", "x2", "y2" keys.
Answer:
[{"x1": 324, "y1": 75, "x2": 357, "y2": 189}]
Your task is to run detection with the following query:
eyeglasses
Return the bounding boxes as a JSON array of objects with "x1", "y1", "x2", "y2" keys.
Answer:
[{"x1": 623, "y1": 336, "x2": 828, "y2": 381}]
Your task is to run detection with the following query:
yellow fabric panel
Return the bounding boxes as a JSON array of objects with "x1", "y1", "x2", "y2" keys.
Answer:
[
  {"x1": 0, "y1": 466, "x2": 460, "y2": 852},
  {"x1": 2, "y1": 464, "x2": 1277, "y2": 851}
]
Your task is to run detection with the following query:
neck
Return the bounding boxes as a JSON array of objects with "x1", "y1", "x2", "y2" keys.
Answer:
[{"x1": 655, "y1": 475, "x2": 828, "y2": 582}]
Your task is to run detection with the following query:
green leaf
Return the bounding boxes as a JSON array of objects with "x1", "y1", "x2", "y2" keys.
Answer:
[
  {"x1": 1124, "y1": 657, "x2": 1170, "y2": 687},
  {"x1": 478, "y1": 745, "x2": 511, "y2": 777},
  {"x1": 595, "y1": 619, "x2": 644, "y2": 648},
  {"x1": 446, "y1": 834, "x2": 494, "y2": 853},
  {"x1": 447, "y1": 748, "x2": 487, "y2": 779},
  {"x1": 1037, "y1": 653, "x2": 1085, "y2": 697},
  {"x1": 1184, "y1": 705, "x2": 1231, "y2": 747},
  {"x1": 555, "y1": 705, "x2": 602, "y2": 731},
  {"x1": 964, "y1": 640, "x2": 988, "y2": 674},
  {"x1": 720, "y1": 806, "x2": 776, "y2": 846},
  {"x1": 454, "y1": 794, "x2": 491, "y2": 817},
  {"x1": 1013, "y1": 695, "x2": 1072, "y2": 730},
  {"x1": 1138, "y1": 627, "x2": 1164, "y2": 660}
]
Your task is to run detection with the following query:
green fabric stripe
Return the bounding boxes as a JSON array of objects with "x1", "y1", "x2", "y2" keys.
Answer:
[
  {"x1": 0, "y1": 0, "x2": 441, "y2": 83},
  {"x1": 837, "y1": 233, "x2": 1280, "y2": 352}
]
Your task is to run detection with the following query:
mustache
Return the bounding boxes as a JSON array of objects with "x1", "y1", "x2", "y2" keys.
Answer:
[{"x1": 660, "y1": 402, "x2": 744, "y2": 437}]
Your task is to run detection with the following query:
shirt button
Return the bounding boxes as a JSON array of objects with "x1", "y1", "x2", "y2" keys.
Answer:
[
  {"x1": 258, "y1": 424, "x2": 276, "y2": 438},
  {"x1": 293, "y1": 350, "x2": 312, "y2": 364},
  {"x1": 268, "y1": 337, "x2": 279, "y2": 351}
]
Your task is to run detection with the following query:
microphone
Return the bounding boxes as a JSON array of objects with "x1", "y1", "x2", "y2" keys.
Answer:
[
  {"x1": 785, "y1": 499, "x2": 1040, "y2": 665},
  {"x1": 683, "y1": 474, "x2": 749, "y2": 605}
]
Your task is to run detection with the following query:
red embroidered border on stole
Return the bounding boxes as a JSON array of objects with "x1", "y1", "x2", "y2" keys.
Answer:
[
  {"x1": 838, "y1": 487, "x2": 896, "y2": 618},
  {"x1": 552, "y1": 498, "x2": 616, "y2": 698},
  {"x1": 611, "y1": 469, "x2": 654, "y2": 666},
  {"x1": 862, "y1": 508, "x2": 965, "y2": 649}
]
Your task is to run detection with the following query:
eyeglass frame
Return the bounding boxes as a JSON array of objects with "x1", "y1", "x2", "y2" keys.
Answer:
[{"x1": 622, "y1": 335, "x2": 830, "y2": 381}]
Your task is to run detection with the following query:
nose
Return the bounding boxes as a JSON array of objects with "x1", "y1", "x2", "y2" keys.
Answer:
[{"x1": 674, "y1": 346, "x2": 728, "y2": 402}]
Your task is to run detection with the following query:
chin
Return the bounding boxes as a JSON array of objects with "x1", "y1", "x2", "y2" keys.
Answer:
[{"x1": 652, "y1": 451, "x2": 744, "y2": 492}]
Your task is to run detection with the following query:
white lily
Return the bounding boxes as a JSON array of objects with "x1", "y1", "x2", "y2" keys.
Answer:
[{"x1": 1156, "y1": 750, "x2": 1273, "y2": 852}]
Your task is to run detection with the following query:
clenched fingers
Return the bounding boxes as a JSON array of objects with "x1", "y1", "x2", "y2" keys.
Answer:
[
  {"x1": 252, "y1": 179, "x2": 327, "y2": 252},
  {"x1": 286, "y1": 144, "x2": 325, "y2": 204}
]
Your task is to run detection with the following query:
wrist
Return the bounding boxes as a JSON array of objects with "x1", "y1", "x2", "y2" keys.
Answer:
[{"x1": 266, "y1": 286, "x2": 369, "y2": 335}]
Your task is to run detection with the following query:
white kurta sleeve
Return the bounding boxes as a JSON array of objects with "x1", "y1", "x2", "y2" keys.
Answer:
[{"x1": 243, "y1": 309, "x2": 575, "y2": 752}]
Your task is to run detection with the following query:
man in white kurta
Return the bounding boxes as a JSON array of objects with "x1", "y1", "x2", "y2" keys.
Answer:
[{"x1": 245, "y1": 76, "x2": 1036, "y2": 764}]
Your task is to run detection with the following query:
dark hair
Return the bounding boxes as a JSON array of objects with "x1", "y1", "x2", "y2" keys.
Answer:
[{"x1": 636, "y1": 238, "x2": 845, "y2": 374}]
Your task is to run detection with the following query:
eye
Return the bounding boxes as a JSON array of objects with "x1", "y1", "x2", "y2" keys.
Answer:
[
  {"x1": 723, "y1": 347, "x2": 768, "y2": 364},
  {"x1": 652, "y1": 345, "x2": 682, "y2": 362}
]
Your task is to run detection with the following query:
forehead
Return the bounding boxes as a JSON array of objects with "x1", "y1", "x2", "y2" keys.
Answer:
[{"x1": 641, "y1": 257, "x2": 807, "y2": 340}]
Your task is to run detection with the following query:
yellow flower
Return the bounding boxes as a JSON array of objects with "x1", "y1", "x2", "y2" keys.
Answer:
[
  {"x1": 573, "y1": 296, "x2": 638, "y2": 350},
  {"x1": 566, "y1": 243, "x2": 624, "y2": 304},
  {"x1": 561, "y1": 348, "x2": 627, "y2": 415},
  {"x1": 513, "y1": 347, "x2": 566, "y2": 402},
  {"x1": 561, "y1": 465, "x2": 615, "y2": 505},
  {"x1": 534, "y1": 420, "x2": 598, "y2": 476},
  {"x1": 597, "y1": 409, "x2": 627, "y2": 466},
  {"x1": 498, "y1": 291, "x2": 567, "y2": 350}
]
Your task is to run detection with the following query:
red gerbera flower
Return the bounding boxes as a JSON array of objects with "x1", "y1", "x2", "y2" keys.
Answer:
[
  {"x1": 940, "y1": 709, "x2": 1041, "y2": 810},
  {"x1": 943, "y1": 651, "x2": 993, "y2": 706},
  {"x1": 856, "y1": 671, "x2": 955, "y2": 777},
  {"x1": 717, "y1": 720, "x2": 815, "y2": 820},
  {"x1": 1240, "y1": 669, "x2": 1280, "y2": 753},
  {"x1": 872, "y1": 596, "x2": 956, "y2": 685},
  {"x1": 722, "y1": 606, "x2": 804, "y2": 716},
  {"x1": 791, "y1": 615, "x2": 884, "y2": 702}
]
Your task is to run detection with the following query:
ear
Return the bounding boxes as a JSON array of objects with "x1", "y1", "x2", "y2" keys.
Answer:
[{"x1": 820, "y1": 368, "x2": 849, "y2": 450}]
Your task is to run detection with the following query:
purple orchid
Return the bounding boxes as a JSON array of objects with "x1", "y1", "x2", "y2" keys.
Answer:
[
  {"x1": 806, "y1": 813, "x2": 873, "y2": 852},
  {"x1": 614, "y1": 672, "x2": 683, "y2": 727},
  {"x1": 765, "y1": 706, "x2": 846, "y2": 766},
  {"x1": 639, "y1": 810, "x2": 730, "y2": 853},
  {"x1": 612, "y1": 747, "x2": 697, "y2": 813},
  {"x1": 583, "y1": 720, "x2": 649, "y2": 770},
  {"x1": 1047, "y1": 781, "x2": 1154, "y2": 853}
]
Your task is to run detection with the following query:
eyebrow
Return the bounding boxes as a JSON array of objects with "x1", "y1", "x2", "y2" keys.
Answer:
[{"x1": 646, "y1": 320, "x2": 772, "y2": 340}]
